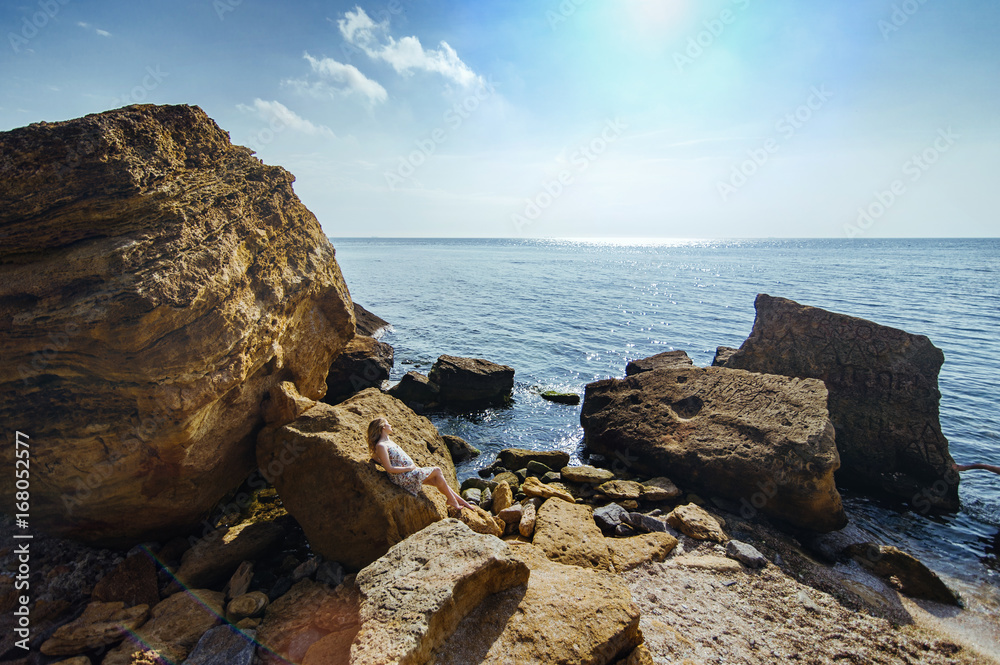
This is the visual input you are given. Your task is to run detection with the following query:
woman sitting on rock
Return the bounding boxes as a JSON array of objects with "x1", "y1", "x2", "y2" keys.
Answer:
[{"x1": 367, "y1": 417, "x2": 473, "y2": 510}]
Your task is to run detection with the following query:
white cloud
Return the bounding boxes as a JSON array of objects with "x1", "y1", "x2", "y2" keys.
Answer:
[
  {"x1": 236, "y1": 99, "x2": 335, "y2": 138},
  {"x1": 77, "y1": 21, "x2": 112, "y2": 37},
  {"x1": 293, "y1": 53, "x2": 388, "y2": 105},
  {"x1": 337, "y1": 7, "x2": 482, "y2": 88}
]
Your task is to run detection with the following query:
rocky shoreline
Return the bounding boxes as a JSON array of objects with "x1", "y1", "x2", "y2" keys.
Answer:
[{"x1": 1, "y1": 105, "x2": 997, "y2": 664}]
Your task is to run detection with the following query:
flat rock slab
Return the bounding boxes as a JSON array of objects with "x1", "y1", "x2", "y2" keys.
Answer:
[
  {"x1": 533, "y1": 498, "x2": 612, "y2": 571},
  {"x1": 522, "y1": 476, "x2": 575, "y2": 503},
  {"x1": 725, "y1": 540, "x2": 769, "y2": 569},
  {"x1": 625, "y1": 350, "x2": 693, "y2": 376},
  {"x1": 257, "y1": 388, "x2": 456, "y2": 569},
  {"x1": 350, "y1": 519, "x2": 530, "y2": 665},
  {"x1": 103, "y1": 589, "x2": 224, "y2": 665},
  {"x1": 725, "y1": 294, "x2": 958, "y2": 510},
  {"x1": 561, "y1": 465, "x2": 615, "y2": 484},
  {"x1": 40, "y1": 602, "x2": 150, "y2": 656},
  {"x1": 668, "y1": 555, "x2": 745, "y2": 574},
  {"x1": 436, "y1": 543, "x2": 642, "y2": 665},
  {"x1": 641, "y1": 477, "x2": 682, "y2": 501},
  {"x1": 607, "y1": 533, "x2": 679, "y2": 572},
  {"x1": 582, "y1": 364, "x2": 847, "y2": 532}
]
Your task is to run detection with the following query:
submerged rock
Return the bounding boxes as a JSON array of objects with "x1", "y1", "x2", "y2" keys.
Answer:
[
  {"x1": 540, "y1": 390, "x2": 581, "y2": 405},
  {"x1": 428, "y1": 354, "x2": 515, "y2": 407},
  {"x1": 498, "y1": 448, "x2": 570, "y2": 471},
  {"x1": 581, "y1": 364, "x2": 846, "y2": 532},
  {"x1": 442, "y1": 433, "x2": 480, "y2": 462},
  {"x1": 725, "y1": 294, "x2": 958, "y2": 510},
  {"x1": 845, "y1": 543, "x2": 961, "y2": 606},
  {"x1": 0, "y1": 104, "x2": 354, "y2": 544},
  {"x1": 256, "y1": 388, "x2": 456, "y2": 569}
]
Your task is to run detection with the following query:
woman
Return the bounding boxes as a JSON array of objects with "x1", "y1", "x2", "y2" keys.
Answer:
[{"x1": 367, "y1": 417, "x2": 473, "y2": 510}]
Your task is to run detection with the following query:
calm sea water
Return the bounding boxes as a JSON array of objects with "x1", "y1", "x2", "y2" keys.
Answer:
[{"x1": 332, "y1": 237, "x2": 1000, "y2": 587}]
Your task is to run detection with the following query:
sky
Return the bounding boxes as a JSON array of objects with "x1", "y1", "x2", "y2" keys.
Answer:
[{"x1": 1, "y1": 0, "x2": 998, "y2": 238}]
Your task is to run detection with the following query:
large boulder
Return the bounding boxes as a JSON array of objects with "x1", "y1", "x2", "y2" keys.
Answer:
[
  {"x1": 428, "y1": 354, "x2": 514, "y2": 407},
  {"x1": 581, "y1": 365, "x2": 846, "y2": 532},
  {"x1": 323, "y1": 335, "x2": 394, "y2": 404},
  {"x1": 350, "y1": 519, "x2": 530, "y2": 664},
  {"x1": 0, "y1": 105, "x2": 354, "y2": 544},
  {"x1": 256, "y1": 388, "x2": 457, "y2": 569},
  {"x1": 436, "y1": 543, "x2": 643, "y2": 664},
  {"x1": 725, "y1": 294, "x2": 958, "y2": 510}
]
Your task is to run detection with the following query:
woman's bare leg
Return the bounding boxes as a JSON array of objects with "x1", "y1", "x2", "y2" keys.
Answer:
[{"x1": 423, "y1": 467, "x2": 473, "y2": 509}]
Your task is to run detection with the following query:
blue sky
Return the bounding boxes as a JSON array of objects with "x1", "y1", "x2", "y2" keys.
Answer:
[{"x1": 2, "y1": 0, "x2": 998, "y2": 238}]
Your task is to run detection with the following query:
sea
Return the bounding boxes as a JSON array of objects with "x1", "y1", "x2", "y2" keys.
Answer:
[{"x1": 332, "y1": 237, "x2": 999, "y2": 594}]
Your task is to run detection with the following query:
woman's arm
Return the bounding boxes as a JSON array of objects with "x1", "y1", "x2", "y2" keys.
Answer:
[
  {"x1": 374, "y1": 443, "x2": 417, "y2": 474},
  {"x1": 954, "y1": 463, "x2": 1000, "y2": 476}
]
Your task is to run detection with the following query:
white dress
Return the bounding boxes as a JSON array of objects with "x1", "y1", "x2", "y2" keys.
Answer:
[{"x1": 381, "y1": 439, "x2": 434, "y2": 495}]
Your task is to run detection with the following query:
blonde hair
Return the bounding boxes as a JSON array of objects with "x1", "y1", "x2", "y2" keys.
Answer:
[{"x1": 367, "y1": 417, "x2": 389, "y2": 456}]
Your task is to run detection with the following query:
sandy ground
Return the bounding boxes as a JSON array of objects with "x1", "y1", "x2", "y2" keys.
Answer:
[{"x1": 622, "y1": 527, "x2": 1000, "y2": 665}]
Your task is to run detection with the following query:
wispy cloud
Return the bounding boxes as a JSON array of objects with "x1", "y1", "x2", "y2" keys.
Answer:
[
  {"x1": 285, "y1": 53, "x2": 388, "y2": 105},
  {"x1": 337, "y1": 6, "x2": 482, "y2": 88},
  {"x1": 77, "y1": 21, "x2": 112, "y2": 38},
  {"x1": 236, "y1": 99, "x2": 335, "y2": 138}
]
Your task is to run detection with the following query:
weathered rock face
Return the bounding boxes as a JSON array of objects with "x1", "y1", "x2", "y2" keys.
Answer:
[
  {"x1": 323, "y1": 335, "x2": 394, "y2": 404},
  {"x1": 351, "y1": 519, "x2": 530, "y2": 664},
  {"x1": 255, "y1": 580, "x2": 360, "y2": 665},
  {"x1": 0, "y1": 105, "x2": 355, "y2": 544},
  {"x1": 256, "y1": 388, "x2": 456, "y2": 569},
  {"x1": 428, "y1": 354, "x2": 514, "y2": 407},
  {"x1": 352, "y1": 303, "x2": 390, "y2": 337},
  {"x1": 625, "y1": 350, "x2": 693, "y2": 376},
  {"x1": 103, "y1": 589, "x2": 224, "y2": 665},
  {"x1": 581, "y1": 365, "x2": 846, "y2": 532},
  {"x1": 725, "y1": 294, "x2": 958, "y2": 510},
  {"x1": 436, "y1": 543, "x2": 643, "y2": 665}
]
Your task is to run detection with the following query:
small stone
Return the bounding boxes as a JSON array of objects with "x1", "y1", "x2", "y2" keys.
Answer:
[
  {"x1": 461, "y1": 477, "x2": 491, "y2": 492},
  {"x1": 227, "y1": 591, "x2": 269, "y2": 622},
  {"x1": 480, "y1": 488, "x2": 493, "y2": 512},
  {"x1": 316, "y1": 561, "x2": 344, "y2": 587},
  {"x1": 540, "y1": 390, "x2": 581, "y2": 405},
  {"x1": 493, "y1": 471, "x2": 520, "y2": 491},
  {"x1": 522, "y1": 476, "x2": 575, "y2": 503},
  {"x1": 621, "y1": 500, "x2": 639, "y2": 511},
  {"x1": 292, "y1": 557, "x2": 320, "y2": 582},
  {"x1": 640, "y1": 477, "x2": 682, "y2": 501},
  {"x1": 561, "y1": 465, "x2": 615, "y2": 484},
  {"x1": 224, "y1": 561, "x2": 254, "y2": 601},
  {"x1": 597, "y1": 480, "x2": 645, "y2": 501},
  {"x1": 519, "y1": 501, "x2": 538, "y2": 538},
  {"x1": 461, "y1": 488, "x2": 483, "y2": 505},
  {"x1": 593, "y1": 503, "x2": 629, "y2": 532},
  {"x1": 666, "y1": 504, "x2": 728, "y2": 543},
  {"x1": 624, "y1": 512, "x2": 667, "y2": 534},
  {"x1": 442, "y1": 434, "x2": 480, "y2": 462},
  {"x1": 515, "y1": 468, "x2": 529, "y2": 482},
  {"x1": 526, "y1": 460, "x2": 553, "y2": 476},
  {"x1": 492, "y1": 481, "x2": 514, "y2": 514},
  {"x1": 541, "y1": 471, "x2": 562, "y2": 483},
  {"x1": 615, "y1": 524, "x2": 636, "y2": 537},
  {"x1": 725, "y1": 540, "x2": 768, "y2": 569},
  {"x1": 236, "y1": 617, "x2": 261, "y2": 630},
  {"x1": 449, "y1": 504, "x2": 504, "y2": 538},
  {"x1": 797, "y1": 590, "x2": 822, "y2": 613},
  {"x1": 184, "y1": 625, "x2": 257, "y2": 665},
  {"x1": 497, "y1": 504, "x2": 523, "y2": 534}
]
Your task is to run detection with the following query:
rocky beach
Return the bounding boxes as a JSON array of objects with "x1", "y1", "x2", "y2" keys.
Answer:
[{"x1": 1, "y1": 105, "x2": 998, "y2": 664}]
